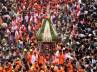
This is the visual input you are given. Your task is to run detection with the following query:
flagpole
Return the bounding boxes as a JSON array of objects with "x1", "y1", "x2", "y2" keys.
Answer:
[{"x1": 47, "y1": 1, "x2": 50, "y2": 17}]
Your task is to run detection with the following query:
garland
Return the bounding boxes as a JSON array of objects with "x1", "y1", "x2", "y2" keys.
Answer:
[
  {"x1": 37, "y1": 19, "x2": 46, "y2": 41},
  {"x1": 37, "y1": 18, "x2": 57, "y2": 42},
  {"x1": 48, "y1": 18, "x2": 57, "y2": 42}
]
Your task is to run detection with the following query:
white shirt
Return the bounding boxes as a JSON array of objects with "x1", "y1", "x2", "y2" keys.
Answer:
[
  {"x1": 28, "y1": 25, "x2": 31, "y2": 32},
  {"x1": 25, "y1": 15, "x2": 29, "y2": 22},
  {"x1": 31, "y1": 54, "x2": 38, "y2": 64}
]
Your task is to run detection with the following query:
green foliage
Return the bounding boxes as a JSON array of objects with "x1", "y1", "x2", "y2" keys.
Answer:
[
  {"x1": 37, "y1": 18, "x2": 57, "y2": 42},
  {"x1": 48, "y1": 18, "x2": 57, "y2": 42},
  {"x1": 37, "y1": 19, "x2": 46, "y2": 41}
]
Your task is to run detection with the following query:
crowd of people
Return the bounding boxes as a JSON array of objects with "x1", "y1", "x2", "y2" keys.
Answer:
[{"x1": 0, "y1": 0, "x2": 97, "y2": 72}]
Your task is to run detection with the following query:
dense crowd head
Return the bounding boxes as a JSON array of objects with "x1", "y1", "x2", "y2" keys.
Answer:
[{"x1": 0, "y1": 0, "x2": 97, "y2": 72}]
